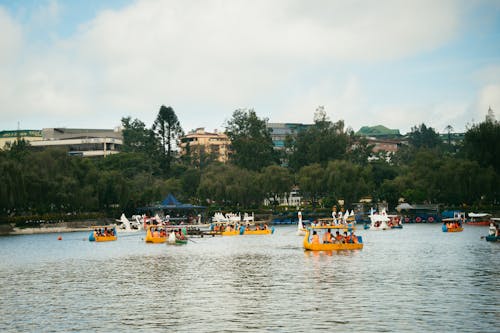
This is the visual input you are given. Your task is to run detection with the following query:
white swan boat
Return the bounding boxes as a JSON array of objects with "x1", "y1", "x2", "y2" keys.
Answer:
[
  {"x1": 116, "y1": 213, "x2": 143, "y2": 232},
  {"x1": 369, "y1": 209, "x2": 390, "y2": 230}
]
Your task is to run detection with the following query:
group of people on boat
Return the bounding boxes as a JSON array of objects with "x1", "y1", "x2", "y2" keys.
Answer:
[
  {"x1": 211, "y1": 223, "x2": 239, "y2": 232},
  {"x1": 245, "y1": 223, "x2": 270, "y2": 231},
  {"x1": 444, "y1": 221, "x2": 462, "y2": 229},
  {"x1": 387, "y1": 217, "x2": 402, "y2": 228},
  {"x1": 149, "y1": 227, "x2": 167, "y2": 238},
  {"x1": 170, "y1": 228, "x2": 187, "y2": 240},
  {"x1": 94, "y1": 227, "x2": 115, "y2": 237},
  {"x1": 311, "y1": 229, "x2": 359, "y2": 244}
]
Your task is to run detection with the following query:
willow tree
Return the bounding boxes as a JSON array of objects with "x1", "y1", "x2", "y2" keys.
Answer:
[{"x1": 152, "y1": 105, "x2": 184, "y2": 173}]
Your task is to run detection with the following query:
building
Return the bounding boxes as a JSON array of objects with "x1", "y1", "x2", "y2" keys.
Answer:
[
  {"x1": 0, "y1": 130, "x2": 43, "y2": 149},
  {"x1": 264, "y1": 189, "x2": 302, "y2": 207},
  {"x1": 355, "y1": 125, "x2": 405, "y2": 155},
  {"x1": 486, "y1": 106, "x2": 496, "y2": 123},
  {"x1": 179, "y1": 128, "x2": 231, "y2": 163},
  {"x1": 367, "y1": 138, "x2": 402, "y2": 153},
  {"x1": 30, "y1": 128, "x2": 122, "y2": 157},
  {"x1": 266, "y1": 123, "x2": 312, "y2": 150}
]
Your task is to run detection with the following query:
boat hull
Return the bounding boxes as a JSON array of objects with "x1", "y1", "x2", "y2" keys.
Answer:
[
  {"x1": 145, "y1": 235, "x2": 167, "y2": 243},
  {"x1": 443, "y1": 227, "x2": 463, "y2": 232},
  {"x1": 94, "y1": 235, "x2": 117, "y2": 242},
  {"x1": 304, "y1": 242, "x2": 363, "y2": 251},
  {"x1": 485, "y1": 235, "x2": 499, "y2": 242},
  {"x1": 221, "y1": 230, "x2": 240, "y2": 236},
  {"x1": 243, "y1": 228, "x2": 274, "y2": 235},
  {"x1": 466, "y1": 221, "x2": 490, "y2": 226}
]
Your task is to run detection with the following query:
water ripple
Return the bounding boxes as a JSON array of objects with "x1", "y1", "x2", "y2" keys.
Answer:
[{"x1": 0, "y1": 224, "x2": 498, "y2": 332}]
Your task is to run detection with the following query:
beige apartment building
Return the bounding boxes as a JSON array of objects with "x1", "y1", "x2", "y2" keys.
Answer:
[{"x1": 179, "y1": 128, "x2": 231, "y2": 163}]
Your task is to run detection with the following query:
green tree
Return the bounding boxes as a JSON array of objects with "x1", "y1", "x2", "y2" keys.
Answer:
[
  {"x1": 324, "y1": 160, "x2": 372, "y2": 208},
  {"x1": 260, "y1": 165, "x2": 293, "y2": 207},
  {"x1": 152, "y1": 105, "x2": 184, "y2": 172},
  {"x1": 408, "y1": 123, "x2": 442, "y2": 149},
  {"x1": 121, "y1": 116, "x2": 157, "y2": 156},
  {"x1": 225, "y1": 108, "x2": 278, "y2": 171},
  {"x1": 198, "y1": 163, "x2": 264, "y2": 208},
  {"x1": 347, "y1": 136, "x2": 375, "y2": 166},
  {"x1": 288, "y1": 110, "x2": 351, "y2": 171},
  {"x1": 297, "y1": 163, "x2": 326, "y2": 207},
  {"x1": 462, "y1": 120, "x2": 500, "y2": 174}
]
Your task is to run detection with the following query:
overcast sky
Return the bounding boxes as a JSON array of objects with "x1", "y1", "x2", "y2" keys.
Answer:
[{"x1": 1, "y1": 0, "x2": 499, "y2": 135}]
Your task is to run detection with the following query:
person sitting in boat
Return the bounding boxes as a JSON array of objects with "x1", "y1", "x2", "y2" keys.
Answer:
[
  {"x1": 350, "y1": 231, "x2": 358, "y2": 243},
  {"x1": 312, "y1": 230, "x2": 320, "y2": 244},
  {"x1": 334, "y1": 231, "x2": 343, "y2": 243},
  {"x1": 176, "y1": 228, "x2": 186, "y2": 240},
  {"x1": 225, "y1": 224, "x2": 232, "y2": 232},
  {"x1": 264, "y1": 224, "x2": 269, "y2": 230},
  {"x1": 322, "y1": 229, "x2": 333, "y2": 243},
  {"x1": 343, "y1": 231, "x2": 350, "y2": 244}
]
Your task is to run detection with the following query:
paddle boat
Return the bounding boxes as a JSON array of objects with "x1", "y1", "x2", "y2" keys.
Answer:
[
  {"x1": 242, "y1": 223, "x2": 274, "y2": 235},
  {"x1": 484, "y1": 219, "x2": 499, "y2": 241},
  {"x1": 208, "y1": 222, "x2": 244, "y2": 236},
  {"x1": 367, "y1": 209, "x2": 390, "y2": 230},
  {"x1": 167, "y1": 228, "x2": 188, "y2": 245},
  {"x1": 297, "y1": 211, "x2": 306, "y2": 236},
  {"x1": 485, "y1": 235, "x2": 499, "y2": 242},
  {"x1": 303, "y1": 226, "x2": 363, "y2": 251},
  {"x1": 221, "y1": 226, "x2": 243, "y2": 236},
  {"x1": 387, "y1": 214, "x2": 403, "y2": 229},
  {"x1": 145, "y1": 225, "x2": 167, "y2": 243},
  {"x1": 89, "y1": 226, "x2": 117, "y2": 242},
  {"x1": 467, "y1": 213, "x2": 491, "y2": 226},
  {"x1": 442, "y1": 218, "x2": 463, "y2": 232},
  {"x1": 116, "y1": 213, "x2": 143, "y2": 232}
]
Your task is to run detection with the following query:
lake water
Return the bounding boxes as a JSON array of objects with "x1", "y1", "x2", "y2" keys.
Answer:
[{"x1": 0, "y1": 224, "x2": 498, "y2": 332}]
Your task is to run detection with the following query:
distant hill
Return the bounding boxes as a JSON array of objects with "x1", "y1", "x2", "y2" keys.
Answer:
[{"x1": 356, "y1": 125, "x2": 401, "y2": 137}]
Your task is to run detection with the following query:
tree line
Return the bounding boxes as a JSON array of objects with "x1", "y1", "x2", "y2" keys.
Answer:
[{"x1": 1, "y1": 105, "x2": 499, "y2": 221}]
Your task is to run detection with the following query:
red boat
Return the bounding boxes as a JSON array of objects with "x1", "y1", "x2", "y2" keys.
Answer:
[{"x1": 466, "y1": 213, "x2": 491, "y2": 226}]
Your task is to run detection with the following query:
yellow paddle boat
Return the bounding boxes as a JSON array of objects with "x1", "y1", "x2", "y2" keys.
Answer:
[
  {"x1": 442, "y1": 218, "x2": 464, "y2": 232},
  {"x1": 303, "y1": 227, "x2": 363, "y2": 251},
  {"x1": 145, "y1": 225, "x2": 167, "y2": 243},
  {"x1": 242, "y1": 225, "x2": 274, "y2": 235},
  {"x1": 210, "y1": 223, "x2": 243, "y2": 236},
  {"x1": 89, "y1": 226, "x2": 117, "y2": 242},
  {"x1": 221, "y1": 229, "x2": 241, "y2": 236}
]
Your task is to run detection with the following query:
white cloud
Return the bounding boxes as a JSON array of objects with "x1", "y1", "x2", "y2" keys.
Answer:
[
  {"x1": 476, "y1": 84, "x2": 500, "y2": 122},
  {"x1": 0, "y1": 0, "x2": 477, "y2": 133},
  {"x1": 0, "y1": 7, "x2": 22, "y2": 65}
]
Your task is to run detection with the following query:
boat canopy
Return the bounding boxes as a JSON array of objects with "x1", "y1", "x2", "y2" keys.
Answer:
[
  {"x1": 137, "y1": 193, "x2": 206, "y2": 211},
  {"x1": 442, "y1": 217, "x2": 462, "y2": 222},
  {"x1": 468, "y1": 213, "x2": 491, "y2": 218}
]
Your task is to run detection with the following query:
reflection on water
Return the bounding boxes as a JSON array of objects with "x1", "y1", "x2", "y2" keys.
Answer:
[{"x1": 0, "y1": 225, "x2": 499, "y2": 332}]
